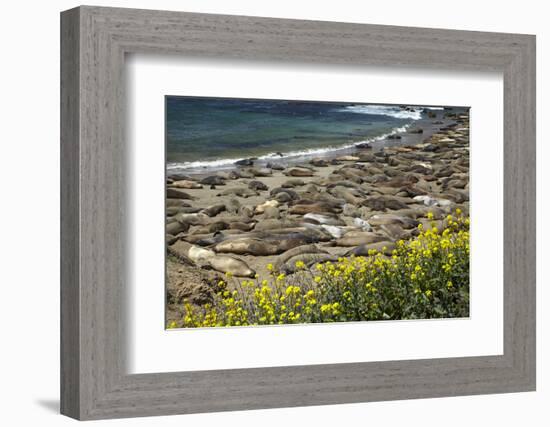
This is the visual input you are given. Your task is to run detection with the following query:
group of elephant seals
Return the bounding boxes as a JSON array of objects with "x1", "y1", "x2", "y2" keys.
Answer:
[
  {"x1": 169, "y1": 240, "x2": 255, "y2": 278},
  {"x1": 166, "y1": 110, "x2": 471, "y2": 324}
]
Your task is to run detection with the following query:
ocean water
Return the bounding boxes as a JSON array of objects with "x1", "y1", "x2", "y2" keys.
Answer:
[{"x1": 166, "y1": 97, "x2": 444, "y2": 170}]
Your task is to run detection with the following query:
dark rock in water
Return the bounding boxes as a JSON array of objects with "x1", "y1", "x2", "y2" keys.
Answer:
[
  {"x1": 235, "y1": 158, "x2": 254, "y2": 166},
  {"x1": 407, "y1": 128, "x2": 424, "y2": 134},
  {"x1": 427, "y1": 111, "x2": 437, "y2": 119},
  {"x1": 166, "y1": 188, "x2": 195, "y2": 200},
  {"x1": 248, "y1": 180, "x2": 269, "y2": 191},
  {"x1": 355, "y1": 142, "x2": 372, "y2": 149},
  {"x1": 387, "y1": 134, "x2": 401, "y2": 140},
  {"x1": 200, "y1": 175, "x2": 226, "y2": 185},
  {"x1": 329, "y1": 158, "x2": 342, "y2": 165},
  {"x1": 432, "y1": 120, "x2": 444, "y2": 125}
]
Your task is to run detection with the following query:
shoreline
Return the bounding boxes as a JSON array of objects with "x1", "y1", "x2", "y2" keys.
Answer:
[
  {"x1": 167, "y1": 110, "x2": 461, "y2": 176},
  {"x1": 165, "y1": 109, "x2": 470, "y2": 326}
]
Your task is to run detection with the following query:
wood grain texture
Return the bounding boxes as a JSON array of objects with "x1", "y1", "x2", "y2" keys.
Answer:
[
  {"x1": 60, "y1": 6, "x2": 536, "y2": 420},
  {"x1": 60, "y1": 7, "x2": 80, "y2": 419}
]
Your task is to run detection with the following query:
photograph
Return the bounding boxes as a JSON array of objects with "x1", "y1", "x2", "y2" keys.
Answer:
[{"x1": 165, "y1": 96, "x2": 470, "y2": 328}]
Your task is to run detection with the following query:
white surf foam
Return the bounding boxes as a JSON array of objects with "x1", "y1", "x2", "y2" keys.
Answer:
[
  {"x1": 337, "y1": 104, "x2": 444, "y2": 119},
  {"x1": 167, "y1": 123, "x2": 412, "y2": 172}
]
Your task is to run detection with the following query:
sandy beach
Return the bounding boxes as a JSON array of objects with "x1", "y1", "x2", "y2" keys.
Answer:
[{"x1": 165, "y1": 109, "x2": 470, "y2": 325}]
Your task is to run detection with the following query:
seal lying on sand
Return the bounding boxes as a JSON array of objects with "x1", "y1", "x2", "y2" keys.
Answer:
[
  {"x1": 170, "y1": 180, "x2": 203, "y2": 189},
  {"x1": 281, "y1": 253, "x2": 339, "y2": 274},
  {"x1": 166, "y1": 188, "x2": 196, "y2": 200},
  {"x1": 333, "y1": 231, "x2": 388, "y2": 247},
  {"x1": 169, "y1": 240, "x2": 255, "y2": 277},
  {"x1": 214, "y1": 238, "x2": 280, "y2": 256},
  {"x1": 273, "y1": 244, "x2": 328, "y2": 270},
  {"x1": 254, "y1": 199, "x2": 279, "y2": 214},
  {"x1": 346, "y1": 241, "x2": 396, "y2": 256}
]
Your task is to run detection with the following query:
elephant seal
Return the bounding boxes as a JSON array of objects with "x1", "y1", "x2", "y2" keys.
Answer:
[
  {"x1": 214, "y1": 238, "x2": 280, "y2": 256},
  {"x1": 262, "y1": 206, "x2": 280, "y2": 219},
  {"x1": 302, "y1": 213, "x2": 346, "y2": 226},
  {"x1": 200, "y1": 175, "x2": 225, "y2": 186},
  {"x1": 274, "y1": 192, "x2": 292, "y2": 203},
  {"x1": 171, "y1": 180, "x2": 203, "y2": 189},
  {"x1": 217, "y1": 187, "x2": 258, "y2": 198},
  {"x1": 328, "y1": 186, "x2": 364, "y2": 205},
  {"x1": 169, "y1": 240, "x2": 215, "y2": 264},
  {"x1": 248, "y1": 180, "x2": 268, "y2": 191},
  {"x1": 282, "y1": 179, "x2": 305, "y2": 188},
  {"x1": 346, "y1": 241, "x2": 396, "y2": 256},
  {"x1": 367, "y1": 214, "x2": 419, "y2": 229},
  {"x1": 169, "y1": 240, "x2": 255, "y2": 277},
  {"x1": 362, "y1": 196, "x2": 410, "y2": 211},
  {"x1": 284, "y1": 167, "x2": 314, "y2": 177},
  {"x1": 254, "y1": 218, "x2": 300, "y2": 231},
  {"x1": 193, "y1": 221, "x2": 229, "y2": 234},
  {"x1": 353, "y1": 217, "x2": 372, "y2": 231},
  {"x1": 379, "y1": 224, "x2": 412, "y2": 241},
  {"x1": 281, "y1": 253, "x2": 339, "y2": 274},
  {"x1": 229, "y1": 221, "x2": 256, "y2": 232},
  {"x1": 174, "y1": 212, "x2": 209, "y2": 226},
  {"x1": 208, "y1": 255, "x2": 256, "y2": 278},
  {"x1": 254, "y1": 199, "x2": 279, "y2": 214},
  {"x1": 169, "y1": 206, "x2": 202, "y2": 214},
  {"x1": 248, "y1": 167, "x2": 272, "y2": 177},
  {"x1": 166, "y1": 199, "x2": 191, "y2": 208},
  {"x1": 289, "y1": 203, "x2": 339, "y2": 215},
  {"x1": 334, "y1": 232, "x2": 388, "y2": 247},
  {"x1": 273, "y1": 244, "x2": 328, "y2": 269},
  {"x1": 202, "y1": 204, "x2": 226, "y2": 217},
  {"x1": 166, "y1": 188, "x2": 196, "y2": 200},
  {"x1": 320, "y1": 224, "x2": 346, "y2": 239},
  {"x1": 270, "y1": 187, "x2": 299, "y2": 201},
  {"x1": 166, "y1": 220, "x2": 190, "y2": 236},
  {"x1": 225, "y1": 198, "x2": 241, "y2": 214}
]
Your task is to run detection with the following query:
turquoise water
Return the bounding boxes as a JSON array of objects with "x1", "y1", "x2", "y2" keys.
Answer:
[{"x1": 166, "y1": 97, "x2": 434, "y2": 169}]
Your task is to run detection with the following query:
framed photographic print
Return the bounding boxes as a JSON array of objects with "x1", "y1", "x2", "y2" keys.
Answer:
[{"x1": 61, "y1": 6, "x2": 536, "y2": 420}]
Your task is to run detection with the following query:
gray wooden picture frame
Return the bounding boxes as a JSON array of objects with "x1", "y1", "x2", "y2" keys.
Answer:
[{"x1": 60, "y1": 5, "x2": 536, "y2": 420}]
